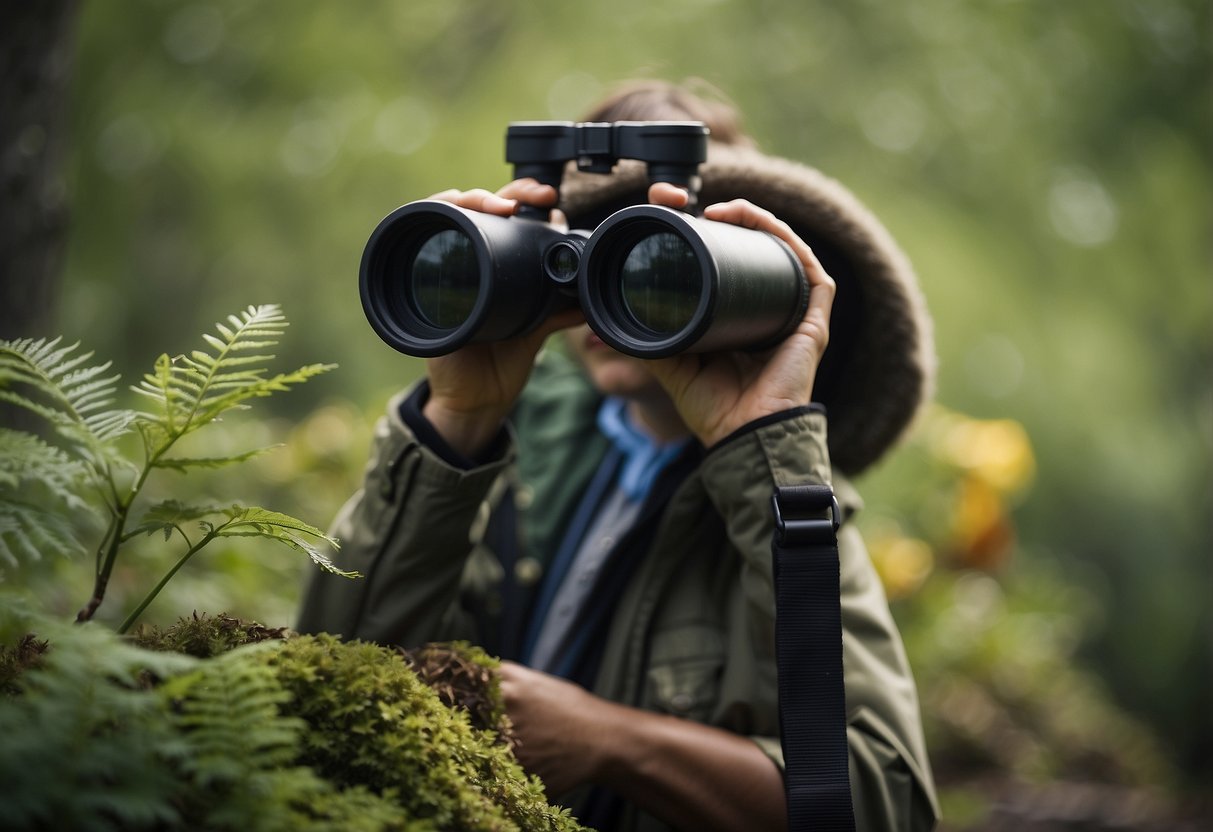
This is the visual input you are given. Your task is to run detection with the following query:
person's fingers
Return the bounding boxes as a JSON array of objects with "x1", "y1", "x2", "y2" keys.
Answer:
[
  {"x1": 428, "y1": 188, "x2": 463, "y2": 203},
  {"x1": 429, "y1": 179, "x2": 558, "y2": 218},
  {"x1": 429, "y1": 186, "x2": 517, "y2": 216},
  {"x1": 647, "y1": 181, "x2": 691, "y2": 209},
  {"x1": 704, "y1": 199, "x2": 836, "y2": 329},
  {"x1": 498, "y1": 660, "x2": 525, "y2": 682},
  {"x1": 497, "y1": 178, "x2": 558, "y2": 206}
]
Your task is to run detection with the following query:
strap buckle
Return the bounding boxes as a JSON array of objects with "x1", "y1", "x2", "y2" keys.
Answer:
[{"x1": 771, "y1": 484, "x2": 841, "y2": 547}]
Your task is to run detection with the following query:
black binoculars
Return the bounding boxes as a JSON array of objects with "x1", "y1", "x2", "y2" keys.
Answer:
[{"x1": 359, "y1": 121, "x2": 808, "y2": 359}]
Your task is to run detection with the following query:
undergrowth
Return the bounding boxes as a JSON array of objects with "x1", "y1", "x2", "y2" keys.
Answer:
[{"x1": 0, "y1": 609, "x2": 586, "y2": 832}]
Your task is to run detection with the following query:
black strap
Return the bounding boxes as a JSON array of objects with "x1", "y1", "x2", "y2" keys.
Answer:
[{"x1": 771, "y1": 484, "x2": 855, "y2": 831}]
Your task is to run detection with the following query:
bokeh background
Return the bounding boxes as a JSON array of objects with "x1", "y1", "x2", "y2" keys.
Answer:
[{"x1": 3, "y1": 1, "x2": 1209, "y2": 829}]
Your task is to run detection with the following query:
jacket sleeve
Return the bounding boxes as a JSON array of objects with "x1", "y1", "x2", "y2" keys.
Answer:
[
  {"x1": 295, "y1": 387, "x2": 511, "y2": 646},
  {"x1": 697, "y1": 408, "x2": 940, "y2": 832}
]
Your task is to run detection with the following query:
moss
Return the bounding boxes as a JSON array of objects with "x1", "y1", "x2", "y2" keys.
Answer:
[
  {"x1": 133, "y1": 617, "x2": 585, "y2": 830},
  {"x1": 267, "y1": 634, "x2": 584, "y2": 832},
  {"x1": 3, "y1": 615, "x2": 585, "y2": 831},
  {"x1": 130, "y1": 611, "x2": 293, "y2": 658}
]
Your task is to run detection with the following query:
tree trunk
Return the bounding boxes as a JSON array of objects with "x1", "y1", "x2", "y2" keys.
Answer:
[{"x1": 0, "y1": 0, "x2": 79, "y2": 340}]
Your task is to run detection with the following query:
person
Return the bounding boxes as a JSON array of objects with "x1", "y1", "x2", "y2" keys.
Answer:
[{"x1": 298, "y1": 79, "x2": 940, "y2": 832}]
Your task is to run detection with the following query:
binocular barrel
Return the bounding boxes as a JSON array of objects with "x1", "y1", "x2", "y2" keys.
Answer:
[
  {"x1": 359, "y1": 200, "x2": 570, "y2": 357},
  {"x1": 360, "y1": 202, "x2": 807, "y2": 359},
  {"x1": 579, "y1": 205, "x2": 807, "y2": 358}
]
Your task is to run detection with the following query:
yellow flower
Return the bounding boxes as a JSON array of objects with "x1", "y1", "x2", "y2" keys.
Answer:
[
  {"x1": 949, "y1": 475, "x2": 1015, "y2": 571},
  {"x1": 939, "y1": 413, "x2": 1036, "y2": 496},
  {"x1": 870, "y1": 532, "x2": 936, "y2": 599}
]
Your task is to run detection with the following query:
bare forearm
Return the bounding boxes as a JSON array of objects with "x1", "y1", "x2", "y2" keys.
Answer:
[
  {"x1": 592, "y1": 702, "x2": 787, "y2": 832},
  {"x1": 499, "y1": 646, "x2": 787, "y2": 830}
]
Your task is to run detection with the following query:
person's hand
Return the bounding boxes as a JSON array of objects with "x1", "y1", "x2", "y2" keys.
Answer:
[
  {"x1": 422, "y1": 179, "x2": 582, "y2": 458},
  {"x1": 643, "y1": 182, "x2": 836, "y2": 447},
  {"x1": 498, "y1": 661, "x2": 789, "y2": 830},
  {"x1": 497, "y1": 661, "x2": 615, "y2": 795}
]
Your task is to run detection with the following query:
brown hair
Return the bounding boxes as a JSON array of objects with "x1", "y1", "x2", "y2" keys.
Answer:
[{"x1": 580, "y1": 79, "x2": 755, "y2": 148}]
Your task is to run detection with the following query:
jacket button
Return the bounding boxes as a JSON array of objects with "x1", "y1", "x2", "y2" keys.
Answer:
[
  {"x1": 514, "y1": 557, "x2": 543, "y2": 586},
  {"x1": 515, "y1": 485, "x2": 535, "y2": 510}
]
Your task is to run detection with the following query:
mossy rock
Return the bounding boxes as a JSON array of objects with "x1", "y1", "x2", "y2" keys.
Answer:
[{"x1": 0, "y1": 612, "x2": 587, "y2": 832}]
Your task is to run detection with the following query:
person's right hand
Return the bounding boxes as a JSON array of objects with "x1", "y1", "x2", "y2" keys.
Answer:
[{"x1": 421, "y1": 179, "x2": 582, "y2": 459}]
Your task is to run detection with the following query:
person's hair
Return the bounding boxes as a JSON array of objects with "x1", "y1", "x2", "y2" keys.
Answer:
[{"x1": 580, "y1": 79, "x2": 755, "y2": 148}]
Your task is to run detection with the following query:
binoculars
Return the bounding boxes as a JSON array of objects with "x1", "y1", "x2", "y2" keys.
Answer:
[{"x1": 359, "y1": 121, "x2": 808, "y2": 359}]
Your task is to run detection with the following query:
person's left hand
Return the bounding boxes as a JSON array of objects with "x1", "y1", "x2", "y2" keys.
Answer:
[
  {"x1": 643, "y1": 183, "x2": 836, "y2": 448},
  {"x1": 497, "y1": 661, "x2": 616, "y2": 795}
]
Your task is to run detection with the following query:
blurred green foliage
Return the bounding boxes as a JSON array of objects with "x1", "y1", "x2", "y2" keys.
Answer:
[
  {"x1": 854, "y1": 406, "x2": 1188, "y2": 824},
  {"x1": 31, "y1": 0, "x2": 1213, "y2": 812}
]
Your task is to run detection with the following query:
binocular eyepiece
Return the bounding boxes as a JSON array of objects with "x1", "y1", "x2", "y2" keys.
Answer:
[{"x1": 360, "y1": 121, "x2": 808, "y2": 359}]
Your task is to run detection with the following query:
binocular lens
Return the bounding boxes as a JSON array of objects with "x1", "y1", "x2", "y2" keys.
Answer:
[
  {"x1": 363, "y1": 200, "x2": 805, "y2": 359},
  {"x1": 619, "y1": 231, "x2": 701, "y2": 335},
  {"x1": 409, "y1": 229, "x2": 478, "y2": 329}
]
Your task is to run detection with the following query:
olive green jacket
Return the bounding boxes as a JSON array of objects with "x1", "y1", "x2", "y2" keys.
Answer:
[{"x1": 298, "y1": 352, "x2": 938, "y2": 831}]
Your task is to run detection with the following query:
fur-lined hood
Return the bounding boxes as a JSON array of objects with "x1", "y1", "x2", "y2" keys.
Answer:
[{"x1": 559, "y1": 141, "x2": 935, "y2": 476}]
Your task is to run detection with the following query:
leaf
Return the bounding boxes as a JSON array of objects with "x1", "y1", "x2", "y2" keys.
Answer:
[
  {"x1": 131, "y1": 305, "x2": 335, "y2": 447},
  {"x1": 0, "y1": 430, "x2": 94, "y2": 513},
  {"x1": 130, "y1": 500, "x2": 231, "y2": 542},
  {"x1": 0, "y1": 617, "x2": 194, "y2": 830},
  {"x1": 158, "y1": 644, "x2": 301, "y2": 788},
  {"x1": 151, "y1": 445, "x2": 281, "y2": 473},
  {"x1": 215, "y1": 506, "x2": 358, "y2": 578},
  {"x1": 131, "y1": 353, "x2": 180, "y2": 432},
  {"x1": 0, "y1": 337, "x2": 136, "y2": 454},
  {"x1": 0, "y1": 431, "x2": 99, "y2": 570},
  {"x1": 0, "y1": 500, "x2": 89, "y2": 568}
]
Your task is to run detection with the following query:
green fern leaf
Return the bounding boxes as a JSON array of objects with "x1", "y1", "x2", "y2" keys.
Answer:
[
  {"x1": 0, "y1": 503, "x2": 87, "y2": 567},
  {"x1": 193, "y1": 363, "x2": 335, "y2": 424},
  {"x1": 130, "y1": 353, "x2": 181, "y2": 432},
  {"x1": 131, "y1": 305, "x2": 335, "y2": 443},
  {"x1": 130, "y1": 499, "x2": 231, "y2": 541},
  {"x1": 159, "y1": 644, "x2": 302, "y2": 785},
  {"x1": 0, "y1": 616, "x2": 194, "y2": 831},
  {"x1": 0, "y1": 431, "x2": 100, "y2": 568},
  {"x1": 0, "y1": 430, "x2": 94, "y2": 512},
  {"x1": 0, "y1": 337, "x2": 137, "y2": 450},
  {"x1": 216, "y1": 506, "x2": 357, "y2": 577},
  {"x1": 152, "y1": 445, "x2": 281, "y2": 473}
]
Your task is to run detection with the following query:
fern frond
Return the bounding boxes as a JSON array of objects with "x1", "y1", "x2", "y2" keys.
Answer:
[
  {"x1": 132, "y1": 305, "x2": 335, "y2": 445},
  {"x1": 0, "y1": 619, "x2": 194, "y2": 831},
  {"x1": 214, "y1": 506, "x2": 357, "y2": 577},
  {"x1": 130, "y1": 499, "x2": 231, "y2": 542},
  {"x1": 0, "y1": 503, "x2": 87, "y2": 567},
  {"x1": 159, "y1": 644, "x2": 301, "y2": 786},
  {"x1": 0, "y1": 430, "x2": 93, "y2": 512},
  {"x1": 152, "y1": 445, "x2": 281, "y2": 473},
  {"x1": 0, "y1": 431, "x2": 100, "y2": 568},
  {"x1": 193, "y1": 363, "x2": 335, "y2": 424},
  {"x1": 0, "y1": 337, "x2": 137, "y2": 451}
]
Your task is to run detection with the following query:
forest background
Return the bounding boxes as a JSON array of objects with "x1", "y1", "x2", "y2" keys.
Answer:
[{"x1": 3, "y1": 0, "x2": 1209, "y2": 827}]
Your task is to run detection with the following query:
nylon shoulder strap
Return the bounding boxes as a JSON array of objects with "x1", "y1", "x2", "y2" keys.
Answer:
[{"x1": 771, "y1": 483, "x2": 856, "y2": 831}]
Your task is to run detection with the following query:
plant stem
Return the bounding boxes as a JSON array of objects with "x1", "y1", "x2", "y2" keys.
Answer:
[
  {"x1": 78, "y1": 519, "x2": 120, "y2": 621},
  {"x1": 76, "y1": 439, "x2": 169, "y2": 622},
  {"x1": 117, "y1": 530, "x2": 216, "y2": 634}
]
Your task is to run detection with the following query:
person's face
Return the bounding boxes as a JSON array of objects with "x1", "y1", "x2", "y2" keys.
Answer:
[{"x1": 562, "y1": 324, "x2": 666, "y2": 400}]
